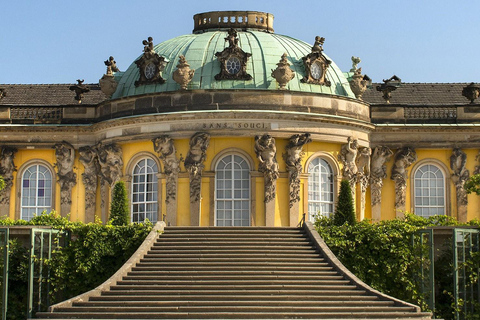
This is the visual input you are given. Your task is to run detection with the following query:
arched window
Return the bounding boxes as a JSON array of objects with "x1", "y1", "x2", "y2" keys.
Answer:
[
  {"x1": 414, "y1": 164, "x2": 446, "y2": 217},
  {"x1": 131, "y1": 158, "x2": 158, "y2": 223},
  {"x1": 21, "y1": 164, "x2": 53, "y2": 221},
  {"x1": 215, "y1": 154, "x2": 250, "y2": 226},
  {"x1": 307, "y1": 158, "x2": 335, "y2": 220}
]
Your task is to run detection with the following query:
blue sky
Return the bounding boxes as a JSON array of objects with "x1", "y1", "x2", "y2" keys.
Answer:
[{"x1": 1, "y1": 0, "x2": 479, "y2": 84}]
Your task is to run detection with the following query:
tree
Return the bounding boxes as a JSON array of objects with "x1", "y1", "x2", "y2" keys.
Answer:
[
  {"x1": 109, "y1": 181, "x2": 129, "y2": 226},
  {"x1": 464, "y1": 173, "x2": 480, "y2": 195},
  {"x1": 333, "y1": 180, "x2": 356, "y2": 226},
  {"x1": 0, "y1": 176, "x2": 4, "y2": 191}
]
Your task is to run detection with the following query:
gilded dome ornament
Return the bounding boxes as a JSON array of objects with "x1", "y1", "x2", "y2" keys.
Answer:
[
  {"x1": 271, "y1": 53, "x2": 295, "y2": 90},
  {"x1": 172, "y1": 55, "x2": 195, "y2": 90},
  {"x1": 301, "y1": 36, "x2": 331, "y2": 86},
  {"x1": 215, "y1": 28, "x2": 252, "y2": 81},
  {"x1": 134, "y1": 36, "x2": 168, "y2": 87}
]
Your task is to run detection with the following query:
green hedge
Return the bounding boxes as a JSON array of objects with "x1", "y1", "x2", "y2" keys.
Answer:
[
  {"x1": 315, "y1": 214, "x2": 480, "y2": 319},
  {"x1": 1, "y1": 212, "x2": 152, "y2": 319}
]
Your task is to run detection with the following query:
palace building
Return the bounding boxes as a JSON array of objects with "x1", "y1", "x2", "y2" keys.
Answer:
[{"x1": 1, "y1": 11, "x2": 479, "y2": 226}]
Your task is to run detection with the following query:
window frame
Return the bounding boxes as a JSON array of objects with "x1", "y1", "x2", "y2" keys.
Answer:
[
  {"x1": 15, "y1": 159, "x2": 56, "y2": 220},
  {"x1": 125, "y1": 152, "x2": 162, "y2": 224},
  {"x1": 304, "y1": 152, "x2": 340, "y2": 222},
  {"x1": 410, "y1": 159, "x2": 451, "y2": 218}
]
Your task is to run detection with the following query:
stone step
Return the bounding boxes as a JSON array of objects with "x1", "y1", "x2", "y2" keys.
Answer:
[
  {"x1": 73, "y1": 300, "x2": 395, "y2": 307},
  {"x1": 149, "y1": 246, "x2": 317, "y2": 252},
  {"x1": 159, "y1": 233, "x2": 307, "y2": 238},
  {"x1": 135, "y1": 261, "x2": 330, "y2": 268},
  {"x1": 153, "y1": 241, "x2": 312, "y2": 247},
  {"x1": 163, "y1": 227, "x2": 302, "y2": 232},
  {"x1": 129, "y1": 268, "x2": 335, "y2": 274},
  {"x1": 139, "y1": 256, "x2": 322, "y2": 262},
  {"x1": 36, "y1": 311, "x2": 433, "y2": 319},
  {"x1": 91, "y1": 294, "x2": 380, "y2": 301},
  {"x1": 120, "y1": 277, "x2": 347, "y2": 284},
  {"x1": 111, "y1": 283, "x2": 356, "y2": 290},
  {"x1": 144, "y1": 252, "x2": 321, "y2": 258},
  {"x1": 100, "y1": 289, "x2": 369, "y2": 296},
  {"x1": 127, "y1": 268, "x2": 343, "y2": 280}
]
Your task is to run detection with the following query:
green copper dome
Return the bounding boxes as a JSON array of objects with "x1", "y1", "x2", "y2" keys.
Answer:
[{"x1": 111, "y1": 11, "x2": 355, "y2": 99}]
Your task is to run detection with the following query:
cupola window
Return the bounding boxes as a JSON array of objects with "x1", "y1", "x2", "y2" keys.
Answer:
[
  {"x1": 144, "y1": 63, "x2": 156, "y2": 80},
  {"x1": 311, "y1": 61, "x2": 323, "y2": 80},
  {"x1": 226, "y1": 57, "x2": 241, "y2": 75}
]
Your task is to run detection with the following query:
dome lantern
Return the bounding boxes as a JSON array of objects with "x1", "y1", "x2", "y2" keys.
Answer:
[{"x1": 193, "y1": 11, "x2": 274, "y2": 34}]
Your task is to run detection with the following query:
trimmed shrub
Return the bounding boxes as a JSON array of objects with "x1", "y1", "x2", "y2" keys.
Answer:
[
  {"x1": 109, "y1": 181, "x2": 129, "y2": 226},
  {"x1": 333, "y1": 180, "x2": 355, "y2": 226}
]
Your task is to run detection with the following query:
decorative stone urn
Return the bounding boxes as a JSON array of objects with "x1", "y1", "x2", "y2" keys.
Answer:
[
  {"x1": 172, "y1": 55, "x2": 195, "y2": 90},
  {"x1": 271, "y1": 53, "x2": 295, "y2": 90},
  {"x1": 349, "y1": 68, "x2": 368, "y2": 100}
]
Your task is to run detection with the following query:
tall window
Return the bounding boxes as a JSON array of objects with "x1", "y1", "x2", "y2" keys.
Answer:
[
  {"x1": 308, "y1": 158, "x2": 334, "y2": 220},
  {"x1": 131, "y1": 158, "x2": 158, "y2": 223},
  {"x1": 215, "y1": 154, "x2": 250, "y2": 226},
  {"x1": 414, "y1": 164, "x2": 445, "y2": 217},
  {"x1": 21, "y1": 164, "x2": 52, "y2": 221}
]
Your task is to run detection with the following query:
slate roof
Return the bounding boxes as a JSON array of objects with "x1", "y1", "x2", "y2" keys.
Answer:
[
  {"x1": 0, "y1": 83, "x2": 473, "y2": 107},
  {"x1": 0, "y1": 84, "x2": 107, "y2": 106},
  {"x1": 362, "y1": 83, "x2": 471, "y2": 105}
]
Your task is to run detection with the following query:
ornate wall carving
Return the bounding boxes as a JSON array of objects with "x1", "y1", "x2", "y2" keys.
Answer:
[
  {"x1": 391, "y1": 147, "x2": 417, "y2": 210},
  {"x1": 96, "y1": 143, "x2": 123, "y2": 188},
  {"x1": 54, "y1": 141, "x2": 77, "y2": 206},
  {"x1": 255, "y1": 134, "x2": 279, "y2": 203},
  {"x1": 153, "y1": 135, "x2": 180, "y2": 203},
  {"x1": 283, "y1": 133, "x2": 311, "y2": 207},
  {"x1": 356, "y1": 147, "x2": 371, "y2": 192},
  {"x1": 134, "y1": 37, "x2": 167, "y2": 87},
  {"x1": 215, "y1": 28, "x2": 252, "y2": 81},
  {"x1": 0, "y1": 147, "x2": 17, "y2": 205},
  {"x1": 184, "y1": 132, "x2": 210, "y2": 203},
  {"x1": 338, "y1": 137, "x2": 358, "y2": 190},
  {"x1": 370, "y1": 146, "x2": 393, "y2": 206},
  {"x1": 301, "y1": 36, "x2": 331, "y2": 86},
  {"x1": 450, "y1": 148, "x2": 469, "y2": 209},
  {"x1": 79, "y1": 146, "x2": 99, "y2": 211}
]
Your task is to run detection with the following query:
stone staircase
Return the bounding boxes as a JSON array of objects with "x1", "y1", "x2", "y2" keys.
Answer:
[{"x1": 36, "y1": 222, "x2": 432, "y2": 319}]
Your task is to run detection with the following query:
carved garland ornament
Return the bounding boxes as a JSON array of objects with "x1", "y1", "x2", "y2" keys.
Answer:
[
  {"x1": 135, "y1": 37, "x2": 167, "y2": 87},
  {"x1": 301, "y1": 36, "x2": 331, "y2": 86},
  {"x1": 255, "y1": 134, "x2": 279, "y2": 203},
  {"x1": 283, "y1": 133, "x2": 311, "y2": 207},
  {"x1": 215, "y1": 28, "x2": 252, "y2": 81}
]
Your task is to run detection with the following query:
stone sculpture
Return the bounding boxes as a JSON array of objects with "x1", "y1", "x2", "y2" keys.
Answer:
[
  {"x1": 69, "y1": 79, "x2": 90, "y2": 103},
  {"x1": 450, "y1": 148, "x2": 469, "y2": 221},
  {"x1": 99, "y1": 56, "x2": 119, "y2": 97},
  {"x1": 349, "y1": 67, "x2": 369, "y2": 100},
  {"x1": 0, "y1": 147, "x2": 17, "y2": 205},
  {"x1": 271, "y1": 53, "x2": 295, "y2": 90},
  {"x1": 153, "y1": 135, "x2": 180, "y2": 203},
  {"x1": 283, "y1": 133, "x2": 311, "y2": 207},
  {"x1": 338, "y1": 137, "x2": 358, "y2": 190},
  {"x1": 54, "y1": 141, "x2": 77, "y2": 206},
  {"x1": 96, "y1": 143, "x2": 123, "y2": 188},
  {"x1": 255, "y1": 134, "x2": 279, "y2": 203},
  {"x1": 184, "y1": 132, "x2": 210, "y2": 203},
  {"x1": 356, "y1": 147, "x2": 371, "y2": 220},
  {"x1": 215, "y1": 28, "x2": 252, "y2": 81},
  {"x1": 391, "y1": 147, "x2": 417, "y2": 210},
  {"x1": 172, "y1": 55, "x2": 195, "y2": 90},
  {"x1": 301, "y1": 36, "x2": 331, "y2": 86},
  {"x1": 135, "y1": 36, "x2": 167, "y2": 86},
  {"x1": 79, "y1": 146, "x2": 99, "y2": 211},
  {"x1": 370, "y1": 146, "x2": 393, "y2": 207}
]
